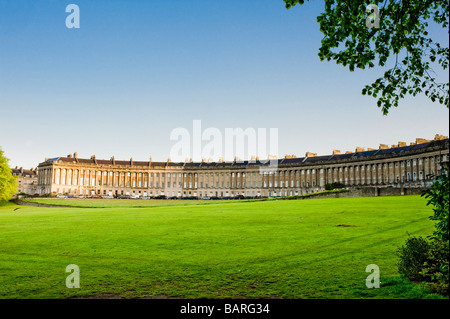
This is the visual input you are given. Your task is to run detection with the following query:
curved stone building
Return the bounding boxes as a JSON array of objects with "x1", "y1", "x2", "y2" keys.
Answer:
[{"x1": 37, "y1": 135, "x2": 449, "y2": 198}]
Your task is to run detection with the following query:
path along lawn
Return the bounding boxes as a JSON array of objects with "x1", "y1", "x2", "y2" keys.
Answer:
[{"x1": 0, "y1": 195, "x2": 443, "y2": 299}]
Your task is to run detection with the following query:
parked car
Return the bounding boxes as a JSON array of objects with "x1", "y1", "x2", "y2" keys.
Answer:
[
  {"x1": 101, "y1": 195, "x2": 114, "y2": 199},
  {"x1": 234, "y1": 195, "x2": 245, "y2": 200},
  {"x1": 117, "y1": 195, "x2": 131, "y2": 199},
  {"x1": 210, "y1": 196, "x2": 220, "y2": 200},
  {"x1": 201, "y1": 196, "x2": 210, "y2": 200},
  {"x1": 56, "y1": 195, "x2": 67, "y2": 199},
  {"x1": 169, "y1": 196, "x2": 178, "y2": 200},
  {"x1": 155, "y1": 195, "x2": 167, "y2": 199}
]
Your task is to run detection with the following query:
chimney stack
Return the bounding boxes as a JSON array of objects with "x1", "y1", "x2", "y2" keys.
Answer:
[
  {"x1": 416, "y1": 138, "x2": 430, "y2": 145},
  {"x1": 434, "y1": 134, "x2": 448, "y2": 140},
  {"x1": 305, "y1": 152, "x2": 317, "y2": 158},
  {"x1": 332, "y1": 150, "x2": 341, "y2": 155},
  {"x1": 398, "y1": 141, "x2": 407, "y2": 147},
  {"x1": 355, "y1": 147, "x2": 365, "y2": 153},
  {"x1": 379, "y1": 144, "x2": 389, "y2": 150}
]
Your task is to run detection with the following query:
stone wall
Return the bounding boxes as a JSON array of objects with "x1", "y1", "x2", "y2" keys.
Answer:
[{"x1": 310, "y1": 186, "x2": 427, "y2": 199}]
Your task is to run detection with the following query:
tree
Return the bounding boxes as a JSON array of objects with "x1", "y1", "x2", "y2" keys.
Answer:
[
  {"x1": 422, "y1": 168, "x2": 449, "y2": 243},
  {"x1": 283, "y1": 0, "x2": 449, "y2": 114},
  {"x1": 0, "y1": 147, "x2": 18, "y2": 202}
]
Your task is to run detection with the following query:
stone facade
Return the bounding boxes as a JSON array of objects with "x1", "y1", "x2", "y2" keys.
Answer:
[
  {"x1": 11, "y1": 167, "x2": 38, "y2": 195},
  {"x1": 36, "y1": 136, "x2": 449, "y2": 198}
]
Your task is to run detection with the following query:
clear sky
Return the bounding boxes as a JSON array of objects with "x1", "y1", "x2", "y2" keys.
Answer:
[{"x1": 0, "y1": 0, "x2": 448, "y2": 169}]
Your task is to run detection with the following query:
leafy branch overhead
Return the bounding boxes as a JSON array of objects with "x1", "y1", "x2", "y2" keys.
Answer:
[{"x1": 284, "y1": 0, "x2": 449, "y2": 114}]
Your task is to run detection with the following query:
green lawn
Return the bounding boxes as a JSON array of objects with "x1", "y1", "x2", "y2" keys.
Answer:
[
  {"x1": 23, "y1": 198, "x2": 215, "y2": 208},
  {"x1": 0, "y1": 195, "x2": 443, "y2": 299}
]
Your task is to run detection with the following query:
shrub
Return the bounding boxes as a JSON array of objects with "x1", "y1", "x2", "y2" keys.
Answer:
[
  {"x1": 397, "y1": 236, "x2": 430, "y2": 281},
  {"x1": 421, "y1": 239, "x2": 449, "y2": 296},
  {"x1": 325, "y1": 182, "x2": 346, "y2": 190}
]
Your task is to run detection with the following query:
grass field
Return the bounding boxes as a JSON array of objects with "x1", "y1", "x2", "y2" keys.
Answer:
[
  {"x1": 0, "y1": 195, "x2": 444, "y2": 299},
  {"x1": 23, "y1": 198, "x2": 215, "y2": 208}
]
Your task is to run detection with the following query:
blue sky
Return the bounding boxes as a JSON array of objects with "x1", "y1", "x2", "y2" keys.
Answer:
[{"x1": 0, "y1": 0, "x2": 448, "y2": 168}]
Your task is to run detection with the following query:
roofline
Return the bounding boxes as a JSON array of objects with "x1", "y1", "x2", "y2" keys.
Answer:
[{"x1": 37, "y1": 139, "x2": 449, "y2": 169}]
